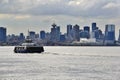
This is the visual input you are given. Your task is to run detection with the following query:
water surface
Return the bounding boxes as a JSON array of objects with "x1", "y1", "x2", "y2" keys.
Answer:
[{"x1": 0, "y1": 46, "x2": 120, "y2": 80}]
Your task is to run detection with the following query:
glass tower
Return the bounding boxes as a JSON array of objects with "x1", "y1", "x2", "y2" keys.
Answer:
[
  {"x1": 92, "y1": 23, "x2": 97, "y2": 31},
  {"x1": 40, "y1": 31, "x2": 45, "y2": 39},
  {"x1": 0, "y1": 27, "x2": 6, "y2": 42},
  {"x1": 105, "y1": 24, "x2": 115, "y2": 41},
  {"x1": 67, "y1": 24, "x2": 72, "y2": 36},
  {"x1": 73, "y1": 24, "x2": 80, "y2": 41}
]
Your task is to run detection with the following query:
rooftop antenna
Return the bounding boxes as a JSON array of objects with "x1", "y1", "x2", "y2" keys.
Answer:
[
  {"x1": 27, "y1": 29, "x2": 30, "y2": 39},
  {"x1": 28, "y1": 29, "x2": 29, "y2": 36}
]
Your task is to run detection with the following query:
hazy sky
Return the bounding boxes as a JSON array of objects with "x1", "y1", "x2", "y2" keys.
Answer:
[{"x1": 0, "y1": 0, "x2": 120, "y2": 38}]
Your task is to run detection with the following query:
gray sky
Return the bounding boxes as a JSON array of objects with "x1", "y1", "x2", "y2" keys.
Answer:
[{"x1": 0, "y1": 0, "x2": 120, "y2": 38}]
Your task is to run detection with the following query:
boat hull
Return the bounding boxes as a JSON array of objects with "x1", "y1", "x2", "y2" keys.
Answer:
[{"x1": 14, "y1": 46, "x2": 44, "y2": 53}]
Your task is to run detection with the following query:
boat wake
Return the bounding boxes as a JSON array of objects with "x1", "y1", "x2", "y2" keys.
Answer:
[{"x1": 43, "y1": 51, "x2": 120, "y2": 58}]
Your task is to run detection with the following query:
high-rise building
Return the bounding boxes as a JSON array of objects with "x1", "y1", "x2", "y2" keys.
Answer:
[
  {"x1": 56, "y1": 26, "x2": 61, "y2": 41},
  {"x1": 0, "y1": 27, "x2": 6, "y2": 42},
  {"x1": 91, "y1": 23, "x2": 98, "y2": 39},
  {"x1": 80, "y1": 30, "x2": 90, "y2": 39},
  {"x1": 73, "y1": 24, "x2": 80, "y2": 41},
  {"x1": 45, "y1": 32, "x2": 51, "y2": 41},
  {"x1": 60, "y1": 34, "x2": 66, "y2": 42},
  {"x1": 84, "y1": 26, "x2": 90, "y2": 32},
  {"x1": 50, "y1": 24, "x2": 56, "y2": 41},
  {"x1": 104, "y1": 24, "x2": 115, "y2": 44},
  {"x1": 94, "y1": 29, "x2": 103, "y2": 40},
  {"x1": 29, "y1": 31, "x2": 35, "y2": 39},
  {"x1": 35, "y1": 34, "x2": 39, "y2": 38},
  {"x1": 66, "y1": 24, "x2": 72, "y2": 41},
  {"x1": 67, "y1": 24, "x2": 72, "y2": 36},
  {"x1": 118, "y1": 30, "x2": 120, "y2": 42},
  {"x1": 40, "y1": 31, "x2": 46, "y2": 39},
  {"x1": 92, "y1": 23, "x2": 97, "y2": 31},
  {"x1": 50, "y1": 23, "x2": 60, "y2": 42},
  {"x1": 19, "y1": 33, "x2": 25, "y2": 41}
]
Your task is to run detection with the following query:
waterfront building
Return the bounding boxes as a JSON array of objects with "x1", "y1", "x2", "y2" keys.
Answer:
[
  {"x1": 19, "y1": 33, "x2": 25, "y2": 41},
  {"x1": 67, "y1": 24, "x2": 72, "y2": 36},
  {"x1": 29, "y1": 31, "x2": 35, "y2": 40},
  {"x1": 50, "y1": 23, "x2": 60, "y2": 42},
  {"x1": 73, "y1": 24, "x2": 80, "y2": 41},
  {"x1": 92, "y1": 22, "x2": 97, "y2": 32},
  {"x1": 84, "y1": 26, "x2": 90, "y2": 32},
  {"x1": 0, "y1": 27, "x2": 6, "y2": 42},
  {"x1": 50, "y1": 23, "x2": 56, "y2": 41},
  {"x1": 118, "y1": 30, "x2": 120, "y2": 42},
  {"x1": 40, "y1": 31, "x2": 46, "y2": 39},
  {"x1": 45, "y1": 32, "x2": 51, "y2": 41},
  {"x1": 60, "y1": 34, "x2": 66, "y2": 42},
  {"x1": 91, "y1": 23, "x2": 98, "y2": 38},
  {"x1": 35, "y1": 34, "x2": 39, "y2": 38},
  {"x1": 94, "y1": 29, "x2": 103, "y2": 39},
  {"x1": 66, "y1": 24, "x2": 73, "y2": 42},
  {"x1": 56, "y1": 26, "x2": 61, "y2": 41},
  {"x1": 104, "y1": 24, "x2": 115, "y2": 44},
  {"x1": 7, "y1": 34, "x2": 20, "y2": 45},
  {"x1": 80, "y1": 30, "x2": 90, "y2": 39}
]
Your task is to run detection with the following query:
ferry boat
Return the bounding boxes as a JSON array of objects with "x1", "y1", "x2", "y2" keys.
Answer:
[{"x1": 14, "y1": 39, "x2": 44, "y2": 53}]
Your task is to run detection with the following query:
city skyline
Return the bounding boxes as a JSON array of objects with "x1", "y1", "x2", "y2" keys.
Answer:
[
  {"x1": 0, "y1": 0, "x2": 120, "y2": 37},
  {"x1": 0, "y1": 22, "x2": 120, "y2": 46},
  {"x1": 1, "y1": 22, "x2": 120, "y2": 39}
]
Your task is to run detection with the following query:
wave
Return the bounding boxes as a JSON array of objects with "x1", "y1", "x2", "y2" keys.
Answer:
[{"x1": 43, "y1": 51, "x2": 120, "y2": 58}]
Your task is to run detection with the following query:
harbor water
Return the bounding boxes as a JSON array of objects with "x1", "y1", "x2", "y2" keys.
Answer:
[{"x1": 0, "y1": 46, "x2": 120, "y2": 80}]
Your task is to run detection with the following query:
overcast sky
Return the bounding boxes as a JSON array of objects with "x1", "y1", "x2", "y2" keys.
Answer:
[{"x1": 0, "y1": 0, "x2": 120, "y2": 38}]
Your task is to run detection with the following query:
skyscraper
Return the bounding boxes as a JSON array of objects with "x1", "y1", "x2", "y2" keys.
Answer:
[
  {"x1": 84, "y1": 26, "x2": 90, "y2": 32},
  {"x1": 56, "y1": 26, "x2": 61, "y2": 41},
  {"x1": 118, "y1": 29, "x2": 120, "y2": 42},
  {"x1": 29, "y1": 31, "x2": 35, "y2": 39},
  {"x1": 60, "y1": 34, "x2": 66, "y2": 42},
  {"x1": 80, "y1": 30, "x2": 90, "y2": 39},
  {"x1": 73, "y1": 24, "x2": 80, "y2": 41},
  {"x1": 50, "y1": 23, "x2": 60, "y2": 42},
  {"x1": 94, "y1": 29, "x2": 103, "y2": 40},
  {"x1": 92, "y1": 22, "x2": 97, "y2": 31},
  {"x1": 19, "y1": 33, "x2": 25, "y2": 41},
  {"x1": 91, "y1": 22, "x2": 98, "y2": 39},
  {"x1": 67, "y1": 24, "x2": 72, "y2": 36},
  {"x1": 104, "y1": 24, "x2": 115, "y2": 44},
  {"x1": 40, "y1": 31, "x2": 46, "y2": 39},
  {"x1": 66, "y1": 24, "x2": 72, "y2": 41},
  {"x1": 50, "y1": 24, "x2": 56, "y2": 41},
  {"x1": 0, "y1": 27, "x2": 6, "y2": 42}
]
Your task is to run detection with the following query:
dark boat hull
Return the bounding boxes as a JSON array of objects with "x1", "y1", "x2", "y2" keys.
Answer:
[{"x1": 14, "y1": 46, "x2": 44, "y2": 53}]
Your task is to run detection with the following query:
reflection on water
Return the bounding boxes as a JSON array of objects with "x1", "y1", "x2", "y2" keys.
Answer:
[{"x1": 0, "y1": 46, "x2": 120, "y2": 80}]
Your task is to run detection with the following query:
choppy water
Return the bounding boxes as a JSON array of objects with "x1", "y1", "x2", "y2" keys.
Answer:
[{"x1": 0, "y1": 46, "x2": 120, "y2": 80}]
